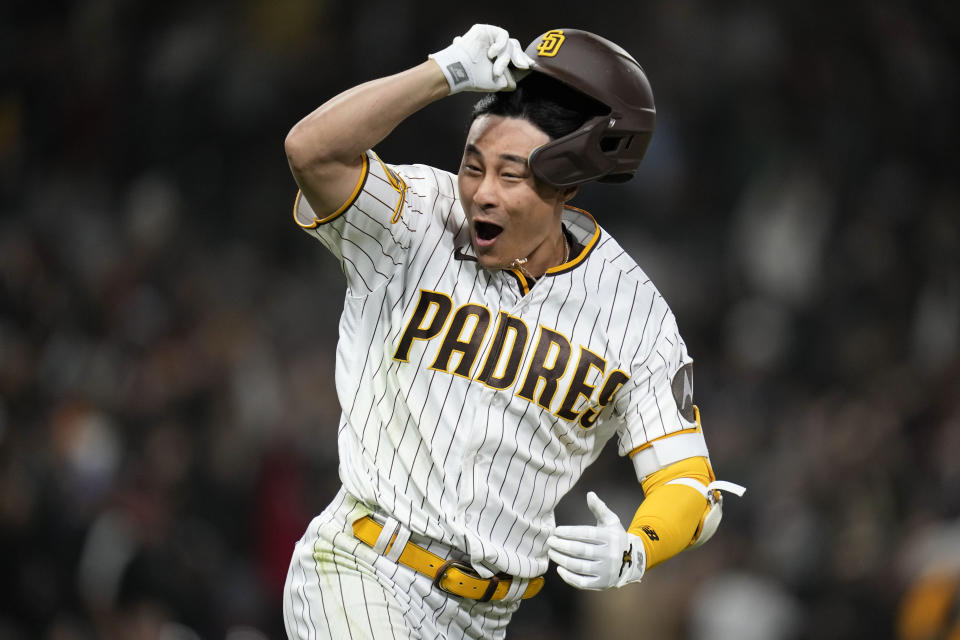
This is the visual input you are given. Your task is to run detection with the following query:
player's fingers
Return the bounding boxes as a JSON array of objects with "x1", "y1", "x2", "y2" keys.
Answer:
[
  {"x1": 586, "y1": 491, "x2": 621, "y2": 527},
  {"x1": 556, "y1": 565, "x2": 602, "y2": 591},
  {"x1": 508, "y1": 39, "x2": 534, "y2": 69},
  {"x1": 555, "y1": 565, "x2": 583, "y2": 588},
  {"x1": 549, "y1": 551, "x2": 597, "y2": 578},
  {"x1": 548, "y1": 548, "x2": 590, "y2": 571},
  {"x1": 551, "y1": 525, "x2": 606, "y2": 544},
  {"x1": 547, "y1": 535, "x2": 601, "y2": 560},
  {"x1": 547, "y1": 545, "x2": 589, "y2": 569},
  {"x1": 492, "y1": 52, "x2": 511, "y2": 78},
  {"x1": 486, "y1": 27, "x2": 509, "y2": 59}
]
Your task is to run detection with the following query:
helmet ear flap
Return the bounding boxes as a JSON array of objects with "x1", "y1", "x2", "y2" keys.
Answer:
[
  {"x1": 529, "y1": 116, "x2": 616, "y2": 187},
  {"x1": 529, "y1": 116, "x2": 654, "y2": 187},
  {"x1": 597, "y1": 129, "x2": 653, "y2": 183}
]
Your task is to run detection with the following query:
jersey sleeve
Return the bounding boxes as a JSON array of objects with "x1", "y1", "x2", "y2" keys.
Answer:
[
  {"x1": 613, "y1": 296, "x2": 709, "y2": 479},
  {"x1": 292, "y1": 149, "x2": 435, "y2": 297}
]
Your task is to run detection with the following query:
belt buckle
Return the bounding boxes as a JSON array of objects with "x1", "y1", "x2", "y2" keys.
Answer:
[{"x1": 432, "y1": 559, "x2": 500, "y2": 602}]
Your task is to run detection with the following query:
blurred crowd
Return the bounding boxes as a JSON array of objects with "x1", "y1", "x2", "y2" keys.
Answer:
[{"x1": 1, "y1": 1, "x2": 958, "y2": 639}]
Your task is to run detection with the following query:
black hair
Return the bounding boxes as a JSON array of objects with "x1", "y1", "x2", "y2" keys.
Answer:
[{"x1": 470, "y1": 72, "x2": 609, "y2": 141}]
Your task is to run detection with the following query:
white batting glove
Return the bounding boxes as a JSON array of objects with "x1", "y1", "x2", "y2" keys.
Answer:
[
  {"x1": 547, "y1": 492, "x2": 646, "y2": 591},
  {"x1": 428, "y1": 24, "x2": 533, "y2": 94}
]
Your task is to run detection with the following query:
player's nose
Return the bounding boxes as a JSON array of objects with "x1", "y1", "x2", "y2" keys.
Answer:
[{"x1": 473, "y1": 174, "x2": 500, "y2": 208}]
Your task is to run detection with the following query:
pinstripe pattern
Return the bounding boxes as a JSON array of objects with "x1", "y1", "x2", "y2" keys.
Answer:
[
  {"x1": 287, "y1": 151, "x2": 708, "y2": 636},
  {"x1": 284, "y1": 488, "x2": 518, "y2": 640}
]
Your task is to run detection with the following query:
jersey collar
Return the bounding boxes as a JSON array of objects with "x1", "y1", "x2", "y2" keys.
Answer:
[{"x1": 453, "y1": 206, "x2": 600, "y2": 295}]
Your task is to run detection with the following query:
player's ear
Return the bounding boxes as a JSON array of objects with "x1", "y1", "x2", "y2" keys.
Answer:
[{"x1": 560, "y1": 186, "x2": 578, "y2": 203}]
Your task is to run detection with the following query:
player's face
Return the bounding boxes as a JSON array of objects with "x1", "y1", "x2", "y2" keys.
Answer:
[{"x1": 458, "y1": 115, "x2": 574, "y2": 276}]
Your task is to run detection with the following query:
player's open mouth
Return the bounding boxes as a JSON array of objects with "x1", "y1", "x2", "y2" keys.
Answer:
[{"x1": 474, "y1": 221, "x2": 503, "y2": 247}]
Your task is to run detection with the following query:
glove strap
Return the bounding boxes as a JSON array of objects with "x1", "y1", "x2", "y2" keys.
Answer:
[
  {"x1": 619, "y1": 532, "x2": 647, "y2": 587},
  {"x1": 428, "y1": 48, "x2": 471, "y2": 94}
]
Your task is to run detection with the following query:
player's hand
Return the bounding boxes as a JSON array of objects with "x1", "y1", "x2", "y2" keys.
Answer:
[
  {"x1": 428, "y1": 24, "x2": 533, "y2": 95},
  {"x1": 546, "y1": 492, "x2": 646, "y2": 590}
]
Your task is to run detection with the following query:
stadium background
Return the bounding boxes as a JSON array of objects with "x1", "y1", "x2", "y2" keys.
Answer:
[{"x1": 2, "y1": 1, "x2": 958, "y2": 638}]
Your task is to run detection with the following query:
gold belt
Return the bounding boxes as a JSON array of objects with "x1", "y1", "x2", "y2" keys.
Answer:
[{"x1": 352, "y1": 515, "x2": 545, "y2": 602}]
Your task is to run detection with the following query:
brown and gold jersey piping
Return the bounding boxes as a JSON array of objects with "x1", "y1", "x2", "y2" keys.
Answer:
[{"x1": 293, "y1": 152, "x2": 371, "y2": 229}]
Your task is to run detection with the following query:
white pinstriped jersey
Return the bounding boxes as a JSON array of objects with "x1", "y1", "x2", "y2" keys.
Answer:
[{"x1": 293, "y1": 149, "x2": 709, "y2": 579}]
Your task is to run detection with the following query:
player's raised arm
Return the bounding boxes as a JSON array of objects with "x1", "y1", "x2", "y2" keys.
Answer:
[{"x1": 284, "y1": 24, "x2": 533, "y2": 217}]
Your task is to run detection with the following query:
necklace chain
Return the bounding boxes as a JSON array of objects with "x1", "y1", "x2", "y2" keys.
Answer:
[{"x1": 509, "y1": 232, "x2": 569, "y2": 279}]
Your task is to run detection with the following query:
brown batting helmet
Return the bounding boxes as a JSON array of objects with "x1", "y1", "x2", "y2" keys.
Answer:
[{"x1": 523, "y1": 29, "x2": 656, "y2": 187}]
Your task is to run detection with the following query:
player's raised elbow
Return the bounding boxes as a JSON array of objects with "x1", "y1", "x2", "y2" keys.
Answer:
[
  {"x1": 284, "y1": 118, "x2": 367, "y2": 215},
  {"x1": 285, "y1": 119, "x2": 362, "y2": 190},
  {"x1": 285, "y1": 108, "x2": 340, "y2": 162},
  {"x1": 284, "y1": 122, "x2": 326, "y2": 177}
]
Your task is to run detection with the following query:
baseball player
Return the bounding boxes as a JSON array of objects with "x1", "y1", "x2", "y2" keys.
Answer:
[{"x1": 281, "y1": 24, "x2": 744, "y2": 640}]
